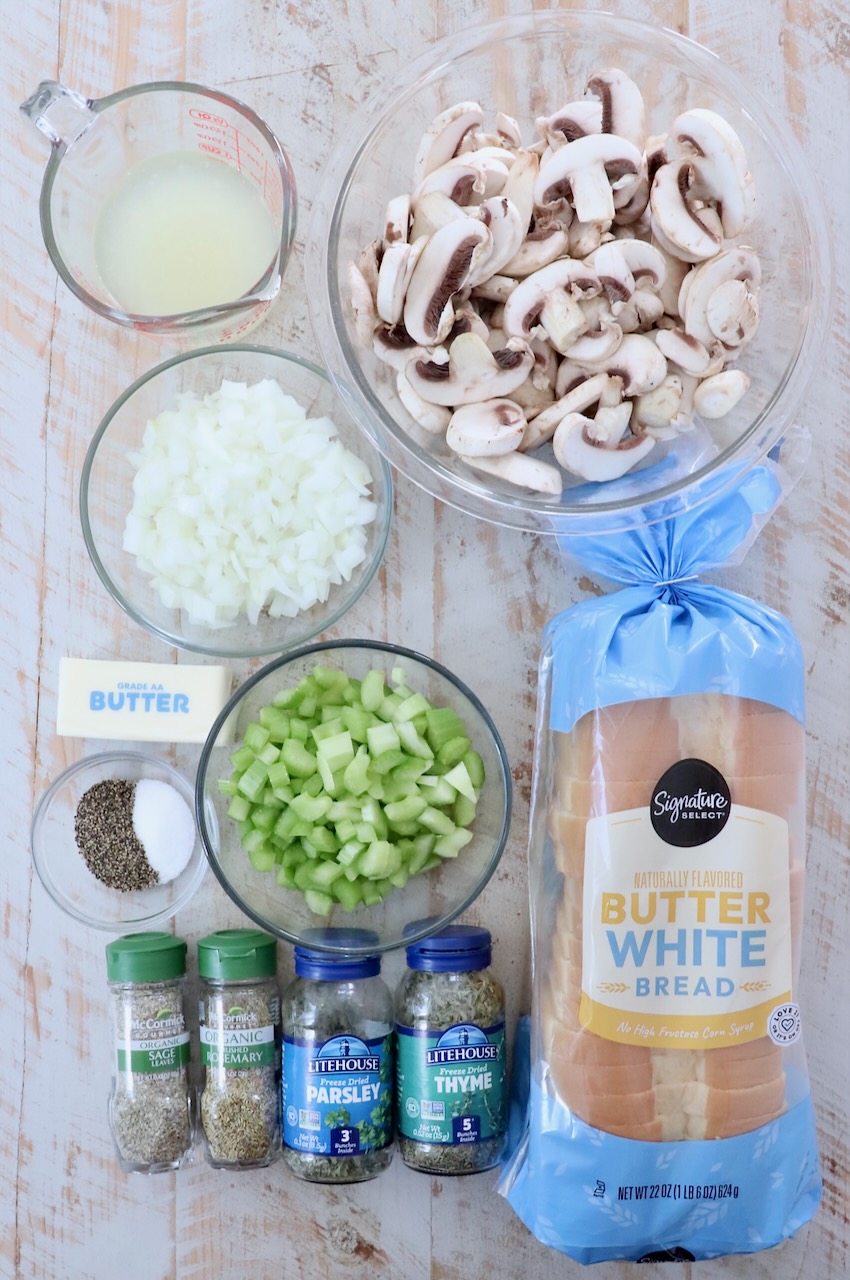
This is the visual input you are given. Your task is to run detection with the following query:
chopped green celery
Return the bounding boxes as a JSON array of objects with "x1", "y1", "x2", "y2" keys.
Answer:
[
  {"x1": 420, "y1": 854, "x2": 443, "y2": 873},
  {"x1": 237, "y1": 759, "x2": 269, "y2": 801},
  {"x1": 276, "y1": 864, "x2": 297, "y2": 889},
  {"x1": 366, "y1": 720, "x2": 401, "y2": 756},
  {"x1": 251, "y1": 805, "x2": 280, "y2": 834},
  {"x1": 379, "y1": 776, "x2": 419, "y2": 805},
  {"x1": 282, "y1": 739, "x2": 318, "y2": 778},
  {"x1": 319, "y1": 700, "x2": 346, "y2": 718},
  {"x1": 360, "y1": 800, "x2": 389, "y2": 839},
  {"x1": 243, "y1": 722, "x2": 270, "y2": 753},
  {"x1": 312, "y1": 664, "x2": 346, "y2": 690},
  {"x1": 342, "y1": 745, "x2": 371, "y2": 796},
  {"x1": 300, "y1": 837, "x2": 319, "y2": 859},
  {"x1": 238, "y1": 818, "x2": 253, "y2": 842},
  {"x1": 290, "y1": 820, "x2": 314, "y2": 839},
  {"x1": 308, "y1": 825, "x2": 339, "y2": 855},
  {"x1": 396, "y1": 721, "x2": 434, "y2": 760},
  {"x1": 360, "y1": 881, "x2": 384, "y2": 908},
  {"x1": 411, "y1": 713, "x2": 429, "y2": 737},
  {"x1": 304, "y1": 888, "x2": 334, "y2": 916},
  {"x1": 248, "y1": 843, "x2": 276, "y2": 872},
  {"x1": 355, "y1": 822, "x2": 378, "y2": 845},
  {"x1": 256, "y1": 742, "x2": 280, "y2": 766},
  {"x1": 341, "y1": 704, "x2": 372, "y2": 743},
  {"x1": 218, "y1": 778, "x2": 239, "y2": 797},
  {"x1": 288, "y1": 777, "x2": 304, "y2": 796},
  {"x1": 300, "y1": 771, "x2": 325, "y2": 798},
  {"x1": 392, "y1": 757, "x2": 431, "y2": 784},
  {"x1": 424, "y1": 706, "x2": 467, "y2": 752},
  {"x1": 259, "y1": 705, "x2": 291, "y2": 742},
  {"x1": 463, "y1": 749, "x2": 485, "y2": 790},
  {"x1": 384, "y1": 795, "x2": 428, "y2": 824},
  {"x1": 393, "y1": 692, "x2": 431, "y2": 723},
  {"x1": 436, "y1": 735, "x2": 472, "y2": 769},
  {"x1": 333, "y1": 878, "x2": 362, "y2": 912},
  {"x1": 308, "y1": 859, "x2": 345, "y2": 889},
  {"x1": 391, "y1": 665, "x2": 408, "y2": 689},
  {"x1": 434, "y1": 828, "x2": 474, "y2": 858},
  {"x1": 273, "y1": 808, "x2": 298, "y2": 841},
  {"x1": 388, "y1": 819, "x2": 420, "y2": 836},
  {"x1": 343, "y1": 865, "x2": 361, "y2": 883},
  {"x1": 311, "y1": 718, "x2": 345, "y2": 743},
  {"x1": 282, "y1": 845, "x2": 307, "y2": 868},
  {"x1": 377, "y1": 692, "x2": 404, "y2": 722},
  {"x1": 371, "y1": 878, "x2": 395, "y2": 900},
  {"x1": 288, "y1": 717, "x2": 310, "y2": 743},
  {"x1": 360, "y1": 669, "x2": 386, "y2": 713},
  {"x1": 299, "y1": 696, "x2": 317, "y2": 718},
  {"x1": 335, "y1": 818, "x2": 357, "y2": 844},
  {"x1": 417, "y1": 776, "x2": 456, "y2": 806},
  {"x1": 419, "y1": 806, "x2": 456, "y2": 836},
  {"x1": 290, "y1": 793, "x2": 332, "y2": 824},
  {"x1": 267, "y1": 760, "x2": 291, "y2": 790},
  {"x1": 293, "y1": 862, "x2": 315, "y2": 890},
  {"x1": 443, "y1": 761, "x2": 476, "y2": 802},
  {"x1": 408, "y1": 837, "x2": 437, "y2": 876},
  {"x1": 272, "y1": 685, "x2": 300, "y2": 709},
  {"x1": 317, "y1": 753, "x2": 337, "y2": 796},
  {"x1": 370, "y1": 748, "x2": 407, "y2": 776},
  {"x1": 242, "y1": 827, "x2": 267, "y2": 855},
  {"x1": 229, "y1": 744, "x2": 255, "y2": 772},
  {"x1": 453, "y1": 793, "x2": 477, "y2": 827},
  {"x1": 357, "y1": 840, "x2": 402, "y2": 880},
  {"x1": 366, "y1": 777, "x2": 385, "y2": 801},
  {"x1": 317, "y1": 730, "x2": 355, "y2": 774},
  {"x1": 328, "y1": 797, "x2": 362, "y2": 823},
  {"x1": 258, "y1": 785, "x2": 282, "y2": 808},
  {"x1": 272, "y1": 784, "x2": 295, "y2": 804},
  {"x1": 337, "y1": 839, "x2": 365, "y2": 866},
  {"x1": 388, "y1": 867, "x2": 410, "y2": 889}
]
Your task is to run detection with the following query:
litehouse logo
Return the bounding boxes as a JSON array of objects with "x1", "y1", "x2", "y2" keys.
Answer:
[
  {"x1": 426, "y1": 1024, "x2": 498, "y2": 1066},
  {"x1": 650, "y1": 758, "x2": 731, "y2": 849},
  {"x1": 309, "y1": 1035, "x2": 379, "y2": 1074}
]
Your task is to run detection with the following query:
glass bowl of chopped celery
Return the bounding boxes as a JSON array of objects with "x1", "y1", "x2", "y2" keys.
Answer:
[
  {"x1": 80, "y1": 346, "x2": 394, "y2": 657},
  {"x1": 195, "y1": 640, "x2": 512, "y2": 953}
]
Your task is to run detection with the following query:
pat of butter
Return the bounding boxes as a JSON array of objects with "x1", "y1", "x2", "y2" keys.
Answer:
[{"x1": 57, "y1": 658, "x2": 234, "y2": 744}]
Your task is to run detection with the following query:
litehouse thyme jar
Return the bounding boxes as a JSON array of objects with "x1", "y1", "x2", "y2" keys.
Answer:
[
  {"x1": 197, "y1": 929, "x2": 280, "y2": 1169},
  {"x1": 105, "y1": 932, "x2": 193, "y2": 1173},
  {"x1": 396, "y1": 925, "x2": 507, "y2": 1174},
  {"x1": 281, "y1": 929, "x2": 393, "y2": 1183}
]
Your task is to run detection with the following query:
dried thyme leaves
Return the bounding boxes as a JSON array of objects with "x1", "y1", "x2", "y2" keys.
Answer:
[{"x1": 75, "y1": 779, "x2": 157, "y2": 891}]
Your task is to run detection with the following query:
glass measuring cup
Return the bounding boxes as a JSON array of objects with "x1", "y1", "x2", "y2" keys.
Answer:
[{"x1": 21, "y1": 80, "x2": 297, "y2": 344}]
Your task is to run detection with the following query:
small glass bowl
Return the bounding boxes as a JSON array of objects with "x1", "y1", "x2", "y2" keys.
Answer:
[
  {"x1": 31, "y1": 752, "x2": 208, "y2": 930},
  {"x1": 80, "y1": 346, "x2": 393, "y2": 657},
  {"x1": 195, "y1": 640, "x2": 512, "y2": 954}
]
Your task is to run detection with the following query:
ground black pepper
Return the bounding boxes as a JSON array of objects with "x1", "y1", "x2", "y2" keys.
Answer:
[{"x1": 74, "y1": 779, "x2": 158, "y2": 891}]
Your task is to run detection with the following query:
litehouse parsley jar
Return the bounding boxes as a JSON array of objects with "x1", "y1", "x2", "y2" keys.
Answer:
[
  {"x1": 105, "y1": 932, "x2": 193, "y2": 1173},
  {"x1": 281, "y1": 929, "x2": 393, "y2": 1182},
  {"x1": 396, "y1": 925, "x2": 507, "y2": 1174},
  {"x1": 197, "y1": 928, "x2": 280, "y2": 1169}
]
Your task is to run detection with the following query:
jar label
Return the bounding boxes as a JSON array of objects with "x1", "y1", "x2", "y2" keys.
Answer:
[
  {"x1": 200, "y1": 1024, "x2": 276, "y2": 1069},
  {"x1": 282, "y1": 1032, "x2": 393, "y2": 1156},
  {"x1": 116, "y1": 1032, "x2": 190, "y2": 1073},
  {"x1": 396, "y1": 1021, "x2": 507, "y2": 1145}
]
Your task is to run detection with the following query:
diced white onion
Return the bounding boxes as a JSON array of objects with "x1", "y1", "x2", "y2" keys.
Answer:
[{"x1": 122, "y1": 379, "x2": 378, "y2": 629}]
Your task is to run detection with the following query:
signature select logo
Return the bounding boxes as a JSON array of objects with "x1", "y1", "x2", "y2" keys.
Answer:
[
  {"x1": 650, "y1": 759, "x2": 732, "y2": 848},
  {"x1": 652, "y1": 786, "x2": 729, "y2": 824}
]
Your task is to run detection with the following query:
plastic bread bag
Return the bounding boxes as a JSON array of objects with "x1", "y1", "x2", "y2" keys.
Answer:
[{"x1": 498, "y1": 445, "x2": 820, "y2": 1264}]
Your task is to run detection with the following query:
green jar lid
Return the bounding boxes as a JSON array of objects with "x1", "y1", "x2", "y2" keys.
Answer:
[
  {"x1": 197, "y1": 928, "x2": 277, "y2": 980},
  {"x1": 106, "y1": 932, "x2": 187, "y2": 983}
]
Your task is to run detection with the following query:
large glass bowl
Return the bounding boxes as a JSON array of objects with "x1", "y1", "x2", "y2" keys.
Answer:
[
  {"x1": 305, "y1": 11, "x2": 832, "y2": 537},
  {"x1": 195, "y1": 640, "x2": 512, "y2": 954},
  {"x1": 80, "y1": 346, "x2": 393, "y2": 656}
]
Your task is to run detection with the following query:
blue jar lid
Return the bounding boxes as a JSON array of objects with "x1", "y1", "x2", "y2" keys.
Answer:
[
  {"x1": 405, "y1": 924, "x2": 492, "y2": 973},
  {"x1": 294, "y1": 928, "x2": 381, "y2": 981}
]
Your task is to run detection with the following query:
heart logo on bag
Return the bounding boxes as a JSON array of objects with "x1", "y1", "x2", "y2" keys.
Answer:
[{"x1": 768, "y1": 1003, "x2": 801, "y2": 1046}]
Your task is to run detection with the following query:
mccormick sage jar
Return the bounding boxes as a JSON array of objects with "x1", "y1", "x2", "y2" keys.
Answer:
[
  {"x1": 197, "y1": 928, "x2": 280, "y2": 1169},
  {"x1": 396, "y1": 925, "x2": 507, "y2": 1174},
  {"x1": 281, "y1": 929, "x2": 393, "y2": 1183},
  {"x1": 105, "y1": 932, "x2": 193, "y2": 1173}
]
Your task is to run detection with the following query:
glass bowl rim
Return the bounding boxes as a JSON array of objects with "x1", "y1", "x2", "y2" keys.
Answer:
[
  {"x1": 31, "y1": 749, "x2": 207, "y2": 931},
  {"x1": 195, "y1": 638, "x2": 513, "y2": 954},
  {"x1": 79, "y1": 343, "x2": 395, "y2": 658}
]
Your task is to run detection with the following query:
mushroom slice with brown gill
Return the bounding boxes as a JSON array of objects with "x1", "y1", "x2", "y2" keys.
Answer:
[
  {"x1": 649, "y1": 161, "x2": 723, "y2": 262},
  {"x1": 466, "y1": 197, "x2": 525, "y2": 284},
  {"x1": 706, "y1": 279, "x2": 759, "y2": 349},
  {"x1": 459, "y1": 450, "x2": 563, "y2": 495},
  {"x1": 519, "y1": 370, "x2": 612, "y2": 450},
  {"x1": 502, "y1": 225, "x2": 570, "y2": 277},
  {"x1": 372, "y1": 325, "x2": 432, "y2": 372},
  {"x1": 414, "y1": 159, "x2": 488, "y2": 206},
  {"x1": 499, "y1": 149, "x2": 540, "y2": 235},
  {"x1": 376, "y1": 235, "x2": 427, "y2": 326},
  {"x1": 404, "y1": 332, "x2": 535, "y2": 406},
  {"x1": 403, "y1": 218, "x2": 491, "y2": 346},
  {"x1": 693, "y1": 369, "x2": 750, "y2": 418},
  {"x1": 669, "y1": 108, "x2": 754, "y2": 238},
  {"x1": 502, "y1": 257, "x2": 601, "y2": 350},
  {"x1": 553, "y1": 411, "x2": 656, "y2": 480},
  {"x1": 586, "y1": 68, "x2": 646, "y2": 152},
  {"x1": 534, "y1": 133, "x2": 643, "y2": 223},
  {"x1": 536, "y1": 99, "x2": 603, "y2": 147},
  {"x1": 680, "y1": 247, "x2": 761, "y2": 348},
  {"x1": 583, "y1": 243, "x2": 637, "y2": 312},
  {"x1": 384, "y1": 194, "x2": 411, "y2": 246},
  {"x1": 496, "y1": 111, "x2": 523, "y2": 149},
  {"x1": 410, "y1": 190, "x2": 466, "y2": 241},
  {"x1": 573, "y1": 331, "x2": 667, "y2": 396},
  {"x1": 563, "y1": 321, "x2": 624, "y2": 364},
  {"x1": 446, "y1": 398, "x2": 527, "y2": 456},
  {"x1": 412, "y1": 102, "x2": 484, "y2": 185},
  {"x1": 396, "y1": 370, "x2": 452, "y2": 434},
  {"x1": 654, "y1": 327, "x2": 711, "y2": 376}
]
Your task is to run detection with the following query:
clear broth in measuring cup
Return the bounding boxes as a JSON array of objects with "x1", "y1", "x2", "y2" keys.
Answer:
[{"x1": 93, "y1": 152, "x2": 280, "y2": 316}]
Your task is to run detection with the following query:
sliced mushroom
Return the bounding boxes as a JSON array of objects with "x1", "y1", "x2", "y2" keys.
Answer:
[
  {"x1": 496, "y1": 112, "x2": 523, "y2": 149},
  {"x1": 618, "y1": 289, "x2": 665, "y2": 333},
  {"x1": 584, "y1": 243, "x2": 636, "y2": 310},
  {"x1": 415, "y1": 159, "x2": 487, "y2": 206},
  {"x1": 519, "y1": 370, "x2": 612, "y2": 449},
  {"x1": 567, "y1": 218, "x2": 612, "y2": 259},
  {"x1": 502, "y1": 225, "x2": 570, "y2": 277},
  {"x1": 405, "y1": 332, "x2": 535, "y2": 405},
  {"x1": 553, "y1": 411, "x2": 656, "y2": 480},
  {"x1": 536, "y1": 99, "x2": 603, "y2": 146},
  {"x1": 564, "y1": 321, "x2": 624, "y2": 364},
  {"x1": 451, "y1": 304, "x2": 490, "y2": 341},
  {"x1": 412, "y1": 102, "x2": 484, "y2": 185},
  {"x1": 466, "y1": 197, "x2": 525, "y2": 284},
  {"x1": 681, "y1": 247, "x2": 761, "y2": 347},
  {"x1": 573, "y1": 331, "x2": 667, "y2": 395},
  {"x1": 446, "y1": 398, "x2": 527, "y2": 456},
  {"x1": 651, "y1": 238, "x2": 692, "y2": 317},
  {"x1": 460, "y1": 450, "x2": 563, "y2": 494},
  {"x1": 674, "y1": 372, "x2": 698, "y2": 429},
  {"x1": 348, "y1": 261, "x2": 377, "y2": 345},
  {"x1": 586, "y1": 68, "x2": 646, "y2": 151},
  {"x1": 534, "y1": 133, "x2": 643, "y2": 223},
  {"x1": 376, "y1": 236, "x2": 427, "y2": 326},
  {"x1": 384, "y1": 194, "x2": 411, "y2": 246},
  {"x1": 650, "y1": 161, "x2": 723, "y2": 262},
  {"x1": 670, "y1": 108, "x2": 754, "y2": 237},
  {"x1": 396, "y1": 370, "x2": 452, "y2": 434},
  {"x1": 372, "y1": 325, "x2": 431, "y2": 372},
  {"x1": 613, "y1": 172, "x2": 650, "y2": 225},
  {"x1": 693, "y1": 369, "x2": 750, "y2": 418},
  {"x1": 632, "y1": 374, "x2": 684, "y2": 432},
  {"x1": 706, "y1": 278, "x2": 759, "y2": 348},
  {"x1": 404, "y1": 219, "x2": 491, "y2": 346},
  {"x1": 357, "y1": 239, "x2": 382, "y2": 300},
  {"x1": 655, "y1": 327, "x2": 711, "y2": 376},
  {"x1": 470, "y1": 273, "x2": 518, "y2": 303},
  {"x1": 502, "y1": 258, "x2": 600, "y2": 348},
  {"x1": 410, "y1": 190, "x2": 466, "y2": 241},
  {"x1": 500, "y1": 150, "x2": 539, "y2": 233}
]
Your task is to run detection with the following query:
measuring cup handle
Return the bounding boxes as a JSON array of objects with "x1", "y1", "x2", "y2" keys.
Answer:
[{"x1": 19, "y1": 81, "x2": 96, "y2": 148}]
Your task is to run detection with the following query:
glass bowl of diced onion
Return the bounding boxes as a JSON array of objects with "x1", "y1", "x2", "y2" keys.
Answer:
[
  {"x1": 195, "y1": 639, "x2": 512, "y2": 953},
  {"x1": 80, "y1": 346, "x2": 393, "y2": 657}
]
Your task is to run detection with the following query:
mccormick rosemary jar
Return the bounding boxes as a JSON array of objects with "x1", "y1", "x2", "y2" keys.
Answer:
[
  {"x1": 197, "y1": 928, "x2": 281, "y2": 1169},
  {"x1": 105, "y1": 932, "x2": 194, "y2": 1173},
  {"x1": 281, "y1": 929, "x2": 393, "y2": 1183},
  {"x1": 396, "y1": 925, "x2": 507, "y2": 1174}
]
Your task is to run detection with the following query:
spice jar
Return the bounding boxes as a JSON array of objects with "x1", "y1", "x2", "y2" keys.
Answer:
[
  {"x1": 281, "y1": 928, "x2": 393, "y2": 1183},
  {"x1": 197, "y1": 928, "x2": 281, "y2": 1169},
  {"x1": 105, "y1": 931, "x2": 194, "y2": 1173},
  {"x1": 395, "y1": 925, "x2": 507, "y2": 1174}
]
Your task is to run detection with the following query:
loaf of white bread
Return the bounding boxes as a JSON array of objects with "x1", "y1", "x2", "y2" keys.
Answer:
[{"x1": 543, "y1": 694, "x2": 804, "y2": 1142}]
